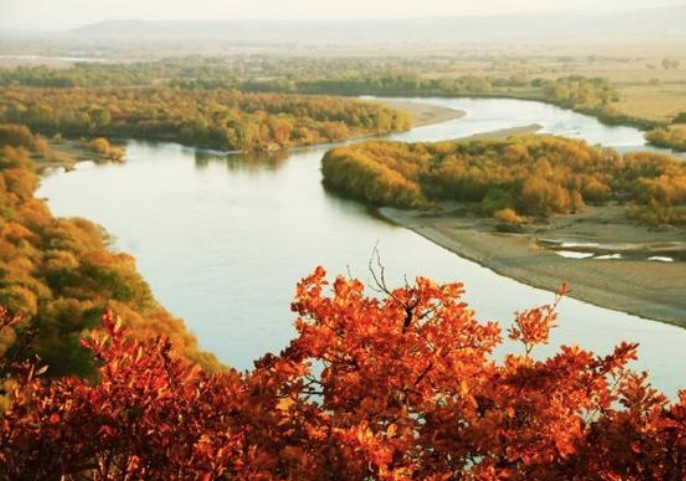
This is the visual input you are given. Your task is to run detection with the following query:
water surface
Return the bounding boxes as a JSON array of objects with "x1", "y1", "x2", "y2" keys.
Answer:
[{"x1": 38, "y1": 97, "x2": 686, "y2": 395}]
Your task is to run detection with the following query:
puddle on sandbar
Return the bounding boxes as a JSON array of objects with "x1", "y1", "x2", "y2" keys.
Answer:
[
  {"x1": 648, "y1": 256, "x2": 675, "y2": 263},
  {"x1": 555, "y1": 250, "x2": 595, "y2": 259},
  {"x1": 554, "y1": 251, "x2": 675, "y2": 262},
  {"x1": 594, "y1": 253, "x2": 623, "y2": 260}
]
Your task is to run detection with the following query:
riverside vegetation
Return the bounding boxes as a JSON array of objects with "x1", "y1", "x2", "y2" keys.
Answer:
[
  {"x1": 646, "y1": 123, "x2": 686, "y2": 153},
  {"x1": 0, "y1": 86, "x2": 411, "y2": 152},
  {"x1": 322, "y1": 135, "x2": 686, "y2": 225},
  {"x1": 0, "y1": 60, "x2": 621, "y2": 118},
  {"x1": 0, "y1": 124, "x2": 219, "y2": 377},
  {"x1": 5, "y1": 57, "x2": 686, "y2": 150}
]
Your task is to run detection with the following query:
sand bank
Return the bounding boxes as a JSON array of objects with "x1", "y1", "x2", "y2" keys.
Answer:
[
  {"x1": 380, "y1": 204, "x2": 686, "y2": 327},
  {"x1": 456, "y1": 123, "x2": 543, "y2": 141},
  {"x1": 376, "y1": 99, "x2": 466, "y2": 128}
]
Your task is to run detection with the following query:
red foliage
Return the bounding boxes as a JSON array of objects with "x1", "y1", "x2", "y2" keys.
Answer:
[
  {"x1": 0, "y1": 310, "x2": 245, "y2": 481},
  {"x1": 1, "y1": 268, "x2": 685, "y2": 480}
]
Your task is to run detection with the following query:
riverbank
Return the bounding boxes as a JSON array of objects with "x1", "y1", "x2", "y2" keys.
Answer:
[
  {"x1": 376, "y1": 99, "x2": 466, "y2": 128},
  {"x1": 455, "y1": 123, "x2": 543, "y2": 141},
  {"x1": 30, "y1": 140, "x2": 125, "y2": 172},
  {"x1": 367, "y1": 90, "x2": 664, "y2": 132},
  {"x1": 32, "y1": 100, "x2": 465, "y2": 170},
  {"x1": 380, "y1": 204, "x2": 686, "y2": 328}
]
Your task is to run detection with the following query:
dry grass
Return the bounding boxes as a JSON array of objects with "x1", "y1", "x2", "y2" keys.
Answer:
[
  {"x1": 615, "y1": 84, "x2": 686, "y2": 123},
  {"x1": 395, "y1": 39, "x2": 686, "y2": 123}
]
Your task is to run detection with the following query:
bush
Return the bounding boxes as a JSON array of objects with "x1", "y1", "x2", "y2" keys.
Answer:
[
  {"x1": 2, "y1": 270, "x2": 685, "y2": 480},
  {"x1": 494, "y1": 207, "x2": 527, "y2": 224},
  {"x1": 89, "y1": 137, "x2": 125, "y2": 161}
]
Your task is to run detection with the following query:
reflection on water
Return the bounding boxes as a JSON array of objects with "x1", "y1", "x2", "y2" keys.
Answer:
[
  {"x1": 37, "y1": 96, "x2": 686, "y2": 395},
  {"x1": 195, "y1": 150, "x2": 289, "y2": 172}
]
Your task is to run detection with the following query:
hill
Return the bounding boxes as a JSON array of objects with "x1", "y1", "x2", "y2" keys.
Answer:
[{"x1": 71, "y1": 6, "x2": 686, "y2": 43}]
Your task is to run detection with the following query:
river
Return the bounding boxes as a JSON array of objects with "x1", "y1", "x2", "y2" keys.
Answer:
[{"x1": 38, "y1": 96, "x2": 686, "y2": 395}]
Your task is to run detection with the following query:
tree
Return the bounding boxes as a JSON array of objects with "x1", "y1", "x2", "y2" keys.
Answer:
[
  {"x1": 91, "y1": 107, "x2": 112, "y2": 128},
  {"x1": 89, "y1": 137, "x2": 125, "y2": 161},
  {"x1": 0, "y1": 131, "x2": 219, "y2": 377},
  {"x1": 0, "y1": 310, "x2": 245, "y2": 481},
  {"x1": 2, "y1": 267, "x2": 686, "y2": 480}
]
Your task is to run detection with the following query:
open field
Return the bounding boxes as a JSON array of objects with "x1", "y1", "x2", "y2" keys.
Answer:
[{"x1": 615, "y1": 84, "x2": 686, "y2": 123}]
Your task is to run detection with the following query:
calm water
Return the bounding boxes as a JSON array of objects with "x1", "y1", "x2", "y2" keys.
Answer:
[{"x1": 38, "y1": 97, "x2": 686, "y2": 394}]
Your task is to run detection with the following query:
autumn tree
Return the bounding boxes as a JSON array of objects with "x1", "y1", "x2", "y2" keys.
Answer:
[
  {"x1": 322, "y1": 136, "x2": 686, "y2": 224},
  {"x1": 2, "y1": 267, "x2": 686, "y2": 480},
  {"x1": 89, "y1": 137, "x2": 125, "y2": 161},
  {"x1": 0, "y1": 87, "x2": 411, "y2": 152},
  {"x1": 0, "y1": 127, "x2": 220, "y2": 377},
  {"x1": 0, "y1": 311, "x2": 245, "y2": 481}
]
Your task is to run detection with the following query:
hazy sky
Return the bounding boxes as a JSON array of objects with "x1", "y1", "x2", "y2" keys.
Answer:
[{"x1": 2, "y1": 0, "x2": 684, "y2": 31}]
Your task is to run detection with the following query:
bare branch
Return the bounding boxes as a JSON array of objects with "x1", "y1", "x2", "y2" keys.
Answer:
[{"x1": 367, "y1": 244, "x2": 419, "y2": 334}]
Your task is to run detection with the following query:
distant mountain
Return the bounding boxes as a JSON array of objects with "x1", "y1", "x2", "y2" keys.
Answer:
[{"x1": 70, "y1": 6, "x2": 686, "y2": 43}]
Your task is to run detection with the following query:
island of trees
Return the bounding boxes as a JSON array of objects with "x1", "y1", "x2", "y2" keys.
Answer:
[
  {"x1": 0, "y1": 87, "x2": 411, "y2": 152},
  {"x1": 322, "y1": 135, "x2": 686, "y2": 225}
]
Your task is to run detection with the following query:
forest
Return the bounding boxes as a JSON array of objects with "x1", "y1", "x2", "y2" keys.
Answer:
[
  {"x1": 0, "y1": 87, "x2": 411, "y2": 152},
  {"x1": 322, "y1": 135, "x2": 686, "y2": 225},
  {"x1": 10, "y1": 58, "x2": 684, "y2": 159},
  {"x1": 0, "y1": 60, "x2": 624, "y2": 125},
  {"x1": 0, "y1": 124, "x2": 219, "y2": 377}
]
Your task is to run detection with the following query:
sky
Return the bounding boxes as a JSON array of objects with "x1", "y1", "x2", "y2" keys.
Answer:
[{"x1": 1, "y1": 0, "x2": 684, "y2": 32}]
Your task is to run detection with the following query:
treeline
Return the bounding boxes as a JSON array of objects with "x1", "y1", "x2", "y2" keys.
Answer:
[
  {"x1": 0, "y1": 87, "x2": 411, "y2": 152},
  {"x1": 0, "y1": 61, "x2": 621, "y2": 121},
  {"x1": 243, "y1": 73, "x2": 495, "y2": 97},
  {"x1": 0, "y1": 58, "x2": 507, "y2": 89},
  {"x1": 0, "y1": 124, "x2": 219, "y2": 377},
  {"x1": 322, "y1": 135, "x2": 686, "y2": 225},
  {"x1": 186, "y1": 71, "x2": 619, "y2": 118},
  {"x1": 536, "y1": 76, "x2": 619, "y2": 111},
  {"x1": 247, "y1": 75, "x2": 618, "y2": 114},
  {"x1": 0, "y1": 63, "x2": 177, "y2": 88}
]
